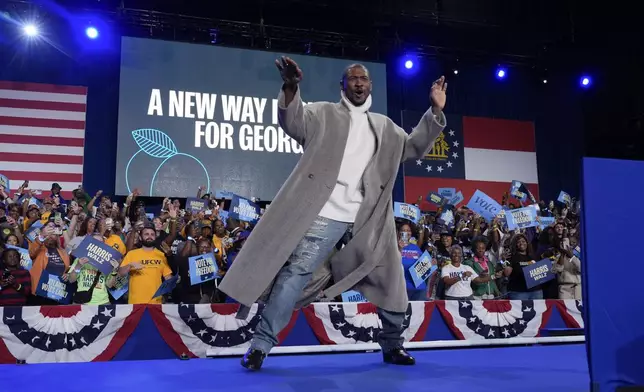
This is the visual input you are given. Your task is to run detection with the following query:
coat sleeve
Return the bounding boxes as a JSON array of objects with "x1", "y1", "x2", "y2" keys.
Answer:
[
  {"x1": 401, "y1": 108, "x2": 447, "y2": 162},
  {"x1": 277, "y1": 85, "x2": 316, "y2": 146}
]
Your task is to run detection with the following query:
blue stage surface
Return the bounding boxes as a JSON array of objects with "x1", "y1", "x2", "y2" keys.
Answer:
[{"x1": 2, "y1": 344, "x2": 588, "y2": 392}]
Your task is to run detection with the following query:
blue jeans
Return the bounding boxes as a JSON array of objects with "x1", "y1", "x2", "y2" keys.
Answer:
[
  {"x1": 251, "y1": 216, "x2": 406, "y2": 354},
  {"x1": 508, "y1": 291, "x2": 543, "y2": 300}
]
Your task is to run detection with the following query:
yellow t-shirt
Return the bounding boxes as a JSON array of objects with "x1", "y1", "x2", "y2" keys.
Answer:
[
  {"x1": 211, "y1": 235, "x2": 226, "y2": 263},
  {"x1": 105, "y1": 234, "x2": 127, "y2": 256},
  {"x1": 121, "y1": 248, "x2": 172, "y2": 304}
]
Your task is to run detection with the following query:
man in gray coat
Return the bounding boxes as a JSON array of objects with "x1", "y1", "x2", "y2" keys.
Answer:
[{"x1": 219, "y1": 56, "x2": 447, "y2": 370}]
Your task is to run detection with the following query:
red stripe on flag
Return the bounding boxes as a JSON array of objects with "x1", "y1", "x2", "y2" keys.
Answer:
[
  {"x1": 2, "y1": 171, "x2": 82, "y2": 182},
  {"x1": 0, "y1": 134, "x2": 85, "y2": 147},
  {"x1": 0, "y1": 152, "x2": 83, "y2": 165},
  {"x1": 404, "y1": 177, "x2": 539, "y2": 211},
  {"x1": 0, "y1": 98, "x2": 87, "y2": 112},
  {"x1": 462, "y1": 116, "x2": 536, "y2": 152},
  {"x1": 0, "y1": 116, "x2": 85, "y2": 130},
  {"x1": 0, "y1": 81, "x2": 87, "y2": 95}
]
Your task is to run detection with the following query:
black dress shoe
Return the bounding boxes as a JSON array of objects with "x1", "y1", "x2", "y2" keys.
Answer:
[
  {"x1": 241, "y1": 348, "x2": 266, "y2": 371},
  {"x1": 382, "y1": 347, "x2": 416, "y2": 365}
]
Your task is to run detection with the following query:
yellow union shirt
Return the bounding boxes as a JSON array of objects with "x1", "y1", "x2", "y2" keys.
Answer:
[
  {"x1": 121, "y1": 248, "x2": 172, "y2": 304},
  {"x1": 105, "y1": 234, "x2": 127, "y2": 256}
]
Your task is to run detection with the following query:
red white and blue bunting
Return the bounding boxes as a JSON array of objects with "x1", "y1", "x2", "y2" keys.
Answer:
[
  {"x1": 0, "y1": 305, "x2": 144, "y2": 363},
  {"x1": 554, "y1": 299, "x2": 584, "y2": 328},
  {"x1": 302, "y1": 302, "x2": 434, "y2": 344},
  {"x1": 437, "y1": 300, "x2": 553, "y2": 339}
]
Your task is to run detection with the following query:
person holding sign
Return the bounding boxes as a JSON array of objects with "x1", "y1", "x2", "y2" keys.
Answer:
[
  {"x1": 220, "y1": 57, "x2": 447, "y2": 370},
  {"x1": 0, "y1": 248, "x2": 32, "y2": 306},
  {"x1": 464, "y1": 237, "x2": 501, "y2": 299},
  {"x1": 27, "y1": 221, "x2": 71, "y2": 305},
  {"x1": 119, "y1": 225, "x2": 173, "y2": 304},
  {"x1": 398, "y1": 223, "x2": 428, "y2": 301},
  {"x1": 441, "y1": 245, "x2": 488, "y2": 300},
  {"x1": 503, "y1": 234, "x2": 543, "y2": 300},
  {"x1": 176, "y1": 237, "x2": 218, "y2": 304},
  {"x1": 68, "y1": 234, "x2": 119, "y2": 305}
]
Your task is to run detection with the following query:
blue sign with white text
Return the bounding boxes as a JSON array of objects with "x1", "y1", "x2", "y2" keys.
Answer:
[
  {"x1": 558, "y1": 191, "x2": 571, "y2": 206},
  {"x1": 229, "y1": 195, "x2": 261, "y2": 224},
  {"x1": 153, "y1": 274, "x2": 179, "y2": 299},
  {"x1": 438, "y1": 188, "x2": 456, "y2": 200},
  {"x1": 466, "y1": 190, "x2": 502, "y2": 222},
  {"x1": 186, "y1": 197, "x2": 208, "y2": 213},
  {"x1": 506, "y1": 206, "x2": 539, "y2": 231},
  {"x1": 408, "y1": 251, "x2": 437, "y2": 288},
  {"x1": 35, "y1": 271, "x2": 72, "y2": 304},
  {"x1": 341, "y1": 290, "x2": 367, "y2": 302},
  {"x1": 188, "y1": 252, "x2": 218, "y2": 285},
  {"x1": 6, "y1": 245, "x2": 32, "y2": 270},
  {"x1": 426, "y1": 192, "x2": 445, "y2": 206},
  {"x1": 522, "y1": 259, "x2": 556, "y2": 289},
  {"x1": 109, "y1": 274, "x2": 129, "y2": 300},
  {"x1": 71, "y1": 236, "x2": 123, "y2": 276},
  {"x1": 394, "y1": 202, "x2": 421, "y2": 223},
  {"x1": 538, "y1": 216, "x2": 556, "y2": 230},
  {"x1": 25, "y1": 221, "x2": 44, "y2": 243},
  {"x1": 449, "y1": 191, "x2": 464, "y2": 206}
]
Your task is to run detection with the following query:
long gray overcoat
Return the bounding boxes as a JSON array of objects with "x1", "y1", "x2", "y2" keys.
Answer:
[{"x1": 219, "y1": 87, "x2": 446, "y2": 312}]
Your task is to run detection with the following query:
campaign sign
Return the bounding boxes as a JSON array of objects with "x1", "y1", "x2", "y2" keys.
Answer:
[
  {"x1": 522, "y1": 258, "x2": 556, "y2": 289},
  {"x1": 449, "y1": 191, "x2": 464, "y2": 207},
  {"x1": 437, "y1": 208, "x2": 455, "y2": 228},
  {"x1": 25, "y1": 221, "x2": 44, "y2": 242},
  {"x1": 538, "y1": 216, "x2": 556, "y2": 230},
  {"x1": 0, "y1": 174, "x2": 9, "y2": 190},
  {"x1": 35, "y1": 271, "x2": 72, "y2": 304},
  {"x1": 393, "y1": 202, "x2": 420, "y2": 223},
  {"x1": 71, "y1": 236, "x2": 123, "y2": 276},
  {"x1": 341, "y1": 290, "x2": 367, "y2": 302},
  {"x1": 109, "y1": 274, "x2": 129, "y2": 300},
  {"x1": 506, "y1": 206, "x2": 539, "y2": 231},
  {"x1": 188, "y1": 252, "x2": 218, "y2": 285},
  {"x1": 408, "y1": 251, "x2": 437, "y2": 288},
  {"x1": 218, "y1": 210, "x2": 229, "y2": 227},
  {"x1": 215, "y1": 191, "x2": 234, "y2": 199},
  {"x1": 5, "y1": 245, "x2": 32, "y2": 270},
  {"x1": 466, "y1": 190, "x2": 502, "y2": 222},
  {"x1": 426, "y1": 192, "x2": 445, "y2": 206},
  {"x1": 438, "y1": 187, "x2": 456, "y2": 200},
  {"x1": 153, "y1": 274, "x2": 179, "y2": 299},
  {"x1": 573, "y1": 245, "x2": 581, "y2": 260},
  {"x1": 229, "y1": 194, "x2": 260, "y2": 224},
  {"x1": 186, "y1": 197, "x2": 207, "y2": 213},
  {"x1": 558, "y1": 191, "x2": 571, "y2": 206}
]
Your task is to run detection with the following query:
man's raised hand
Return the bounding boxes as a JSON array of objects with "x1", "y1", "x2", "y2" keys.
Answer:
[{"x1": 275, "y1": 56, "x2": 303, "y2": 86}]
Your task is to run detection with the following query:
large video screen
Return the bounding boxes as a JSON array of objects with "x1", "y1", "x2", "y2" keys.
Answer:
[{"x1": 116, "y1": 37, "x2": 388, "y2": 199}]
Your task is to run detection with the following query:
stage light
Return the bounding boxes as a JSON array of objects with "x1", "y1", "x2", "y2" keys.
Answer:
[
  {"x1": 496, "y1": 68, "x2": 507, "y2": 79},
  {"x1": 453, "y1": 69, "x2": 459, "y2": 75},
  {"x1": 404, "y1": 60, "x2": 414, "y2": 69},
  {"x1": 543, "y1": 79, "x2": 548, "y2": 84},
  {"x1": 580, "y1": 76, "x2": 591, "y2": 88},
  {"x1": 23, "y1": 24, "x2": 38, "y2": 37},
  {"x1": 86, "y1": 26, "x2": 98, "y2": 39}
]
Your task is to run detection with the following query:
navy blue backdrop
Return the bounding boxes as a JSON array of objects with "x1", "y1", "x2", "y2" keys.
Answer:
[{"x1": 0, "y1": 36, "x2": 584, "y2": 203}]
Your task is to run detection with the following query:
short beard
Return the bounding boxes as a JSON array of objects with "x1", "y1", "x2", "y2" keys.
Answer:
[{"x1": 141, "y1": 239, "x2": 156, "y2": 248}]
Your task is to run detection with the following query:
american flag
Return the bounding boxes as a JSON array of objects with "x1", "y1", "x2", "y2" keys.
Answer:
[
  {"x1": 403, "y1": 110, "x2": 539, "y2": 210},
  {"x1": 0, "y1": 81, "x2": 86, "y2": 200}
]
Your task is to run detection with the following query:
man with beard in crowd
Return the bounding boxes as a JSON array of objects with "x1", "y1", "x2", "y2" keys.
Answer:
[
  {"x1": 220, "y1": 57, "x2": 447, "y2": 370},
  {"x1": 119, "y1": 225, "x2": 173, "y2": 304}
]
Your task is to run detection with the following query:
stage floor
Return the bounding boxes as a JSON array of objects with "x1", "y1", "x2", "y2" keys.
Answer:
[{"x1": 1, "y1": 344, "x2": 589, "y2": 392}]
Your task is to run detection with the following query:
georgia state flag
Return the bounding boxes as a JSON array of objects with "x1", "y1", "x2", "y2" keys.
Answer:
[
  {"x1": 437, "y1": 300, "x2": 553, "y2": 339},
  {"x1": 0, "y1": 305, "x2": 144, "y2": 363}
]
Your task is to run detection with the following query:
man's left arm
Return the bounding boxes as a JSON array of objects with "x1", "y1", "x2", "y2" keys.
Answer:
[{"x1": 401, "y1": 76, "x2": 448, "y2": 162}]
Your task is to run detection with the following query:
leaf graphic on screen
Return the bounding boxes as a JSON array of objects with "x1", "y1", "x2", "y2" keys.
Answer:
[{"x1": 131, "y1": 129, "x2": 178, "y2": 158}]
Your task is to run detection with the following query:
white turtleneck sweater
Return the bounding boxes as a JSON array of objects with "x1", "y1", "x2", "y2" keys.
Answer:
[{"x1": 318, "y1": 92, "x2": 376, "y2": 223}]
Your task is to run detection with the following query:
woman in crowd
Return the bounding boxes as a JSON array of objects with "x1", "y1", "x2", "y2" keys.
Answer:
[
  {"x1": 398, "y1": 222, "x2": 427, "y2": 301},
  {"x1": 464, "y1": 236, "x2": 501, "y2": 299},
  {"x1": 27, "y1": 219, "x2": 71, "y2": 305},
  {"x1": 176, "y1": 236, "x2": 218, "y2": 304},
  {"x1": 441, "y1": 245, "x2": 488, "y2": 300},
  {"x1": 0, "y1": 248, "x2": 32, "y2": 306},
  {"x1": 503, "y1": 233, "x2": 543, "y2": 300}
]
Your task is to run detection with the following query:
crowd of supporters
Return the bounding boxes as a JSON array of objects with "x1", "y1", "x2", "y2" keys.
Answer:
[{"x1": 0, "y1": 181, "x2": 581, "y2": 306}]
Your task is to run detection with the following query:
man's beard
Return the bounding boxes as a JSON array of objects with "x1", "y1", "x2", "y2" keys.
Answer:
[{"x1": 141, "y1": 238, "x2": 155, "y2": 247}]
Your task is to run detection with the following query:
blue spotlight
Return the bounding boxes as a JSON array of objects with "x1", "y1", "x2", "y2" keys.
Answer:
[
  {"x1": 22, "y1": 24, "x2": 38, "y2": 37},
  {"x1": 580, "y1": 76, "x2": 591, "y2": 88},
  {"x1": 404, "y1": 60, "x2": 413, "y2": 69},
  {"x1": 496, "y1": 68, "x2": 507, "y2": 79},
  {"x1": 86, "y1": 26, "x2": 98, "y2": 39}
]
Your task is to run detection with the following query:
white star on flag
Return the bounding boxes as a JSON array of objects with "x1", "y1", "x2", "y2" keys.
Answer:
[
  {"x1": 187, "y1": 315, "x2": 195, "y2": 323},
  {"x1": 487, "y1": 329, "x2": 495, "y2": 337},
  {"x1": 101, "y1": 308, "x2": 113, "y2": 318},
  {"x1": 426, "y1": 165, "x2": 432, "y2": 172},
  {"x1": 416, "y1": 159, "x2": 422, "y2": 166},
  {"x1": 469, "y1": 317, "x2": 477, "y2": 323},
  {"x1": 452, "y1": 152, "x2": 459, "y2": 159},
  {"x1": 460, "y1": 301, "x2": 471, "y2": 308},
  {"x1": 453, "y1": 141, "x2": 459, "y2": 147},
  {"x1": 449, "y1": 129, "x2": 455, "y2": 136},
  {"x1": 502, "y1": 329, "x2": 510, "y2": 337},
  {"x1": 335, "y1": 322, "x2": 346, "y2": 328},
  {"x1": 196, "y1": 329, "x2": 207, "y2": 337},
  {"x1": 347, "y1": 330, "x2": 356, "y2": 337},
  {"x1": 446, "y1": 161, "x2": 453, "y2": 167},
  {"x1": 523, "y1": 307, "x2": 532, "y2": 312},
  {"x1": 92, "y1": 320, "x2": 104, "y2": 330},
  {"x1": 519, "y1": 320, "x2": 526, "y2": 325},
  {"x1": 437, "y1": 166, "x2": 444, "y2": 173},
  {"x1": 240, "y1": 332, "x2": 246, "y2": 339},
  {"x1": 330, "y1": 305, "x2": 341, "y2": 312},
  {"x1": 210, "y1": 334, "x2": 217, "y2": 343}
]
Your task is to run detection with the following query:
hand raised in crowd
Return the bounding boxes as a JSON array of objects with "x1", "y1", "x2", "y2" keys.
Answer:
[
  {"x1": 159, "y1": 242, "x2": 172, "y2": 256},
  {"x1": 275, "y1": 56, "x2": 303, "y2": 86},
  {"x1": 40, "y1": 225, "x2": 54, "y2": 238},
  {"x1": 167, "y1": 203, "x2": 178, "y2": 218},
  {"x1": 95, "y1": 190, "x2": 103, "y2": 198},
  {"x1": 6, "y1": 216, "x2": 17, "y2": 228}
]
